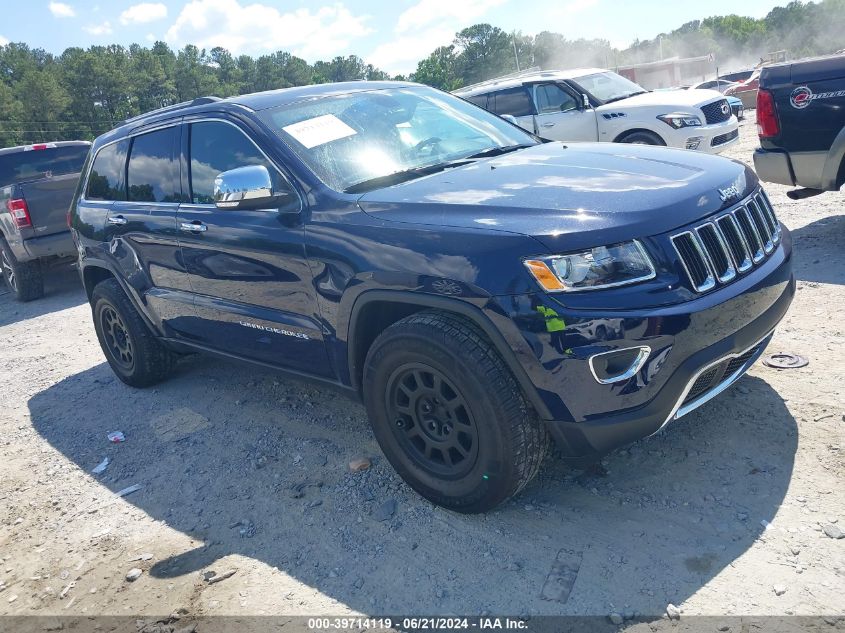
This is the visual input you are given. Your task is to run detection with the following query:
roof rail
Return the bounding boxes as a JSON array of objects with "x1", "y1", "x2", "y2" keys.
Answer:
[
  {"x1": 456, "y1": 67, "x2": 543, "y2": 92},
  {"x1": 119, "y1": 96, "x2": 223, "y2": 126}
]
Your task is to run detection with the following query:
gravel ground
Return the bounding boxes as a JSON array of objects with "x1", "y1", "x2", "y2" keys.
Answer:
[{"x1": 0, "y1": 116, "x2": 843, "y2": 624}]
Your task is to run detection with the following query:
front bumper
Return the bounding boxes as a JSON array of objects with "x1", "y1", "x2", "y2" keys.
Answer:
[
  {"x1": 499, "y1": 230, "x2": 794, "y2": 458},
  {"x1": 666, "y1": 118, "x2": 739, "y2": 154}
]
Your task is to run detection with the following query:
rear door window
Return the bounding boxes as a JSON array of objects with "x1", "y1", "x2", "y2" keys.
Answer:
[
  {"x1": 86, "y1": 140, "x2": 128, "y2": 201},
  {"x1": 127, "y1": 127, "x2": 182, "y2": 203},
  {"x1": 490, "y1": 87, "x2": 534, "y2": 117},
  {"x1": 465, "y1": 94, "x2": 489, "y2": 110}
]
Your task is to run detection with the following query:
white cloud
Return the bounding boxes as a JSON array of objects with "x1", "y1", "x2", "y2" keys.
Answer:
[
  {"x1": 368, "y1": 26, "x2": 455, "y2": 76},
  {"x1": 396, "y1": 0, "x2": 506, "y2": 34},
  {"x1": 165, "y1": 0, "x2": 372, "y2": 60},
  {"x1": 120, "y1": 3, "x2": 168, "y2": 25},
  {"x1": 84, "y1": 21, "x2": 113, "y2": 35},
  {"x1": 545, "y1": 0, "x2": 599, "y2": 20},
  {"x1": 367, "y1": 0, "x2": 507, "y2": 75},
  {"x1": 0, "y1": 35, "x2": 8, "y2": 46},
  {"x1": 48, "y1": 2, "x2": 76, "y2": 18}
]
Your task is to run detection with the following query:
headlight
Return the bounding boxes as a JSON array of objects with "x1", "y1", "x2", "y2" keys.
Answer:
[
  {"x1": 657, "y1": 113, "x2": 702, "y2": 129},
  {"x1": 524, "y1": 240, "x2": 656, "y2": 292}
]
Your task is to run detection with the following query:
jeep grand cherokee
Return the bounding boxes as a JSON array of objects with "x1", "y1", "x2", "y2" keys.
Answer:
[{"x1": 69, "y1": 82, "x2": 794, "y2": 513}]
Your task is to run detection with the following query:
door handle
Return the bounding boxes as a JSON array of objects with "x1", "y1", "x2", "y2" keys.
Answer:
[
  {"x1": 106, "y1": 215, "x2": 127, "y2": 225},
  {"x1": 180, "y1": 221, "x2": 208, "y2": 233},
  {"x1": 541, "y1": 122, "x2": 556, "y2": 128}
]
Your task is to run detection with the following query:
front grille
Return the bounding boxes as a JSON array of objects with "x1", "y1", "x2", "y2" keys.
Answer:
[
  {"x1": 686, "y1": 366, "x2": 722, "y2": 403},
  {"x1": 711, "y1": 129, "x2": 739, "y2": 146},
  {"x1": 681, "y1": 344, "x2": 762, "y2": 408},
  {"x1": 671, "y1": 190, "x2": 781, "y2": 293},
  {"x1": 723, "y1": 347, "x2": 759, "y2": 377},
  {"x1": 701, "y1": 99, "x2": 732, "y2": 124}
]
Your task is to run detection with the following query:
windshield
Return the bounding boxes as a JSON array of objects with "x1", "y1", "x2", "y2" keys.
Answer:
[
  {"x1": 258, "y1": 85, "x2": 538, "y2": 193},
  {"x1": 570, "y1": 71, "x2": 647, "y2": 104}
]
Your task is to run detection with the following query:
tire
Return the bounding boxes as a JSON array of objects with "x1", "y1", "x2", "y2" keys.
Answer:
[
  {"x1": 91, "y1": 278, "x2": 176, "y2": 387},
  {"x1": 362, "y1": 310, "x2": 549, "y2": 513},
  {"x1": 618, "y1": 130, "x2": 665, "y2": 146},
  {"x1": 0, "y1": 239, "x2": 44, "y2": 302}
]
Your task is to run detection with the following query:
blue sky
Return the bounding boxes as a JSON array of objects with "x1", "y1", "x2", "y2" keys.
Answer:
[{"x1": 2, "y1": 0, "x2": 786, "y2": 75}]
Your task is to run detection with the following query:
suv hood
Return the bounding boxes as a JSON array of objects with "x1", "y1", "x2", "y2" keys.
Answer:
[
  {"x1": 357, "y1": 142, "x2": 756, "y2": 253},
  {"x1": 603, "y1": 88, "x2": 722, "y2": 110}
]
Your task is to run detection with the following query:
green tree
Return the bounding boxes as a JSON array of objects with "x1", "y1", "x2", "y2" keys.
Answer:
[
  {"x1": 454, "y1": 24, "x2": 516, "y2": 85},
  {"x1": 174, "y1": 45, "x2": 220, "y2": 100},
  {"x1": 15, "y1": 68, "x2": 69, "y2": 143},
  {"x1": 412, "y1": 45, "x2": 460, "y2": 90},
  {"x1": 0, "y1": 81, "x2": 24, "y2": 146}
]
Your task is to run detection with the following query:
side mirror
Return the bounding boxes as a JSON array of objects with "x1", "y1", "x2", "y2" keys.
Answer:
[
  {"x1": 214, "y1": 165, "x2": 292, "y2": 211},
  {"x1": 581, "y1": 93, "x2": 591, "y2": 109},
  {"x1": 500, "y1": 114, "x2": 518, "y2": 125}
]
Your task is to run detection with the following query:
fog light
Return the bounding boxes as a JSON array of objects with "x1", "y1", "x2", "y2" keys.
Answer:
[
  {"x1": 685, "y1": 136, "x2": 703, "y2": 150},
  {"x1": 588, "y1": 346, "x2": 651, "y2": 384}
]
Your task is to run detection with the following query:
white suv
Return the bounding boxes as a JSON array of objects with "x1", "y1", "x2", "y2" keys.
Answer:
[{"x1": 453, "y1": 68, "x2": 739, "y2": 153}]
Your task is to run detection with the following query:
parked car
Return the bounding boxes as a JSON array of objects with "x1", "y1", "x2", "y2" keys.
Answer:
[
  {"x1": 726, "y1": 95, "x2": 745, "y2": 120},
  {"x1": 70, "y1": 83, "x2": 794, "y2": 513},
  {"x1": 689, "y1": 79, "x2": 739, "y2": 94},
  {"x1": 0, "y1": 141, "x2": 91, "y2": 301},
  {"x1": 753, "y1": 53, "x2": 845, "y2": 197},
  {"x1": 725, "y1": 69, "x2": 761, "y2": 109},
  {"x1": 719, "y1": 69, "x2": 755, "y2": 84},
  {"x1": 453, "y1": 68, "x2": 739, "y2": 153}
]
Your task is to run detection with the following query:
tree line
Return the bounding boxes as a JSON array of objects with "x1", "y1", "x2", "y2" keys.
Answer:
[
  {"x1": 0, "y1": 0, "x2": 842, "y2": 146},
  {"x1": 413, "y1": 0, "x2": 845, "y2": 89}
]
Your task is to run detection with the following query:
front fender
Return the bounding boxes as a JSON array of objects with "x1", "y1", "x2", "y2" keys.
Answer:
[{"x1": 343, "y1": 289, "x2": 556, "y2": 421}]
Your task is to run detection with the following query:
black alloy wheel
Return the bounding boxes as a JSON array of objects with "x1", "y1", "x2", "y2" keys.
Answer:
[
  {"x1": 386, "y1": 363, "x2": 479, "y2": 478},
  {"x1": 99, "y1": 304, "x2": 134, "y2": 370}
]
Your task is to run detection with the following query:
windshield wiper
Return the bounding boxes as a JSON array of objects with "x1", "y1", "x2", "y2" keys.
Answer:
[
  {"x1": 465, "y1": 144, "x2": 533, "y2": 159},
  {"x1": 603, "y1": 90, "x2": 648, "y2": 104},
  {"x1": 344, "y1": 158, "x2": 475, "y2": 194}
]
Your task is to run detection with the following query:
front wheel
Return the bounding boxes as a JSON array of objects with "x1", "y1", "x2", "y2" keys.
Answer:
[
  {"x1": 617, "y1": 130, "x2": 665, "y2": 146},
  {"x1": 363, "y1": 311, "x2": 549, "y2": 513}
]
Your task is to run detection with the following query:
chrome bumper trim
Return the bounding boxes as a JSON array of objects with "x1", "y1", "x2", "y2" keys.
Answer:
[
  {"x1": 654, "y1": 329, "x2": 775, "y2": 433},
  {"x1": 588, "y1": 345, "x2": 651, "y2": 385}
]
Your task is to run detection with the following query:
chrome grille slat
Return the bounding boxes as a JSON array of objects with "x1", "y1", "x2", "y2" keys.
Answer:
[
  {"x1": 695, "y1": 223, "x2": 736, "y2": 283},
  {"x1": 671, "y1": 231, "x2": 715, "y2": 292},
  {"x1": 735, "y1": 206, "x2": 765, "y2": 263},
  {"x1": 756, "y1": 191, "x2": 781, "y2": 243},
  {"x1": 747, "y1": 199, "x2": 774, "y2": 253},
  {"x1": 715, "y1": 214, "x2": 753, "y2": 272},
  {"x1": 672, "y1": 189, "x2": 781, "y2": 293}
]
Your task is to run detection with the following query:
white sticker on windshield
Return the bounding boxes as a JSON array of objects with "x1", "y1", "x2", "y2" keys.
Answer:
[{"x1": 282, "y1": 114, "x2": 357, "y2": 149}]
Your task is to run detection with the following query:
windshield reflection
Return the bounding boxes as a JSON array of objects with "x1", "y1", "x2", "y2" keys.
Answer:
[{"x1": 259, "y1": 86, "x2": 538, "y2": 193}]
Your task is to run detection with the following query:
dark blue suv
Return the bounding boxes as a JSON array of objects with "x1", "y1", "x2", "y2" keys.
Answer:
[{"x1": 69, "y1": 82, "x2": 795, "y2": 513}]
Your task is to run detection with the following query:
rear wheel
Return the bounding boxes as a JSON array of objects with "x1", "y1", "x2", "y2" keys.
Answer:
[
  {"x1": 0, "y1": 239, "x2": 43, "y2": 302},
  {"x1": 618, "y1": 130, "x2": 665, "y2": 146},
  {"x1": 91, "y1": 278, "x2": 176, "y2": 387},
  {"x1": 363, "y1": 311, "x2": 549, "y2": 513}
]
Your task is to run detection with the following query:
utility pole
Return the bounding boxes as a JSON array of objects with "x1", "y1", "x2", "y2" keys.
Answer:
[{"x1": 512, "y1": 31, "x2": 521, "y2": 72}]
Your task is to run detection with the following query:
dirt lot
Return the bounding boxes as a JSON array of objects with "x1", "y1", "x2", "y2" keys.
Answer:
[{"x1": 0, "y1": 116, "x2": 843, "y2": 626}]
